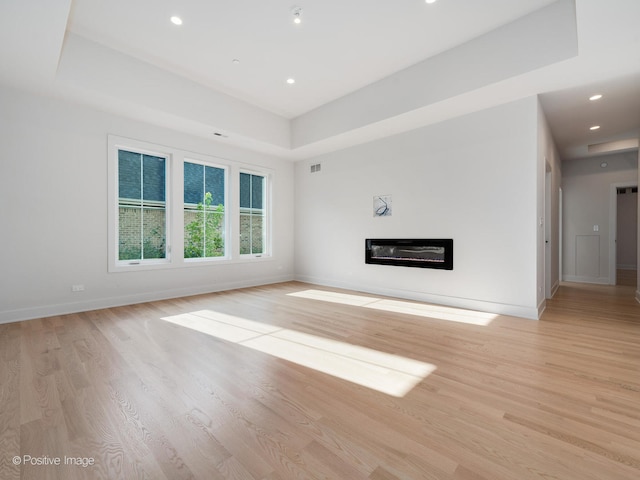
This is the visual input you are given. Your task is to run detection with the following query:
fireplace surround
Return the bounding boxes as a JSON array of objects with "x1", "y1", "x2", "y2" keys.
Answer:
[{"x1": 365, "y1": 238, "x2": 453, "y2": 270}]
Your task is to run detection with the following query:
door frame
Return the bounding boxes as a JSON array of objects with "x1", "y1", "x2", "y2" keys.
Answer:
[{"x1": 545, "y1": 169, "x2": 552, "y2": 298}]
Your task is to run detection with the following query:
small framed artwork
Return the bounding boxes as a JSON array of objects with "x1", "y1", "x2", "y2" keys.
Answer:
[{"x1": 373, "y1": 195, "x2": 392, "y2": 217}]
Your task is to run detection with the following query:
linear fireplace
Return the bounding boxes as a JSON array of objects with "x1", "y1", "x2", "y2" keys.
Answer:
[{"x1": 365, "y1": 238, "x2": 453, "y2": 270}]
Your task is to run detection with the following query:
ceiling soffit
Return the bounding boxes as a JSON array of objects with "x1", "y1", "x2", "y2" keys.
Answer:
[{"x1": 292, "y1": 0, "x2": 578, "y2": 149}]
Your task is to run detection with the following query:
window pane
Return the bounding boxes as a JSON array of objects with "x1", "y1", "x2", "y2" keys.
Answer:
[
  {"x1": 184, "y1": 161, "x2": 225, "y2": 259},
  {"x1": 143, "y1": 156, "x2": 166, "y2": 202},
  {"x1": 118, "y1": 150, "x2": 166, "y2": 261},
  {"x1": 142, "y1": 206, "x2": 166, "y2": 259},
  {"x1": 251, "y1": 176, "x2": 263, "y2": 209},
  {"x1": 240, "y1": 173, "x2": 265, "y2": 255},
  {"x1": 239, "y1": 172, "x2": 251, "y2": 209},
  {"x1": 118, "y1": 150, "x2": 141, "y2": 200},
  {"x1": 118, "y1": 206, "x2": 141, "y2": 260},
  {"x1": 184, "y1": 161, "x2": 204, "y2": 204},
  {"x1": 205, "y1": 166, "x2": 225, "y2": 206}
]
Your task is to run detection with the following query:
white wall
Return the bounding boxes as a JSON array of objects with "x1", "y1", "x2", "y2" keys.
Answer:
[
  {"x1": 562, "y1": 152, "x2": 638, "y2": 284},
  {"x1": 58, "y1": 34, "x2": 291, "y2": 151},
  {"x1": 0, "y1": 86, "x2": 295, "y2": 323},
  {"x1": 294, "y1": 98, "x2": 540, "y2": 319},
  {"x1": 537, "y1": 99, "x2": 562, "y2": 306}
]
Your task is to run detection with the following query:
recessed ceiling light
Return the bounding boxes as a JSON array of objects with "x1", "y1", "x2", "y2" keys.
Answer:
[
  {"x1": 590, "y1": 125, "x2": 600, "y2": 130},
  {"x1": 170, "y1": 16, "x2": 183, "y2": 25},
  {"x1": 589, "y1": 94, "x2": 602, "y2": 101},
  {"x1": 286, "y1": 78, "x2": 296, "y2": 85},
  {"x1": 232, "y1": 59, "x2": 240, "y2": 65},
  {"x1": 600, "y1": 162, "x2": 608, "y2": 168},
  {"x1": 426, "y1": 0, "x2": 438, "y2": 4},
  {"x1": 291, "y1": 6, "x2": 302, "y2": 24}
]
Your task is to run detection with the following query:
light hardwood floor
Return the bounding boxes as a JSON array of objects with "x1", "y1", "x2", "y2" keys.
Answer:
[{"x1": 1, "y1": 281, "x2": 639, "y2": 479}]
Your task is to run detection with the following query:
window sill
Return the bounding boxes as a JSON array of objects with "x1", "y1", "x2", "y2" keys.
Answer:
[{"x1": 109, "y1": 254, "x2": 272, "y2": 273}]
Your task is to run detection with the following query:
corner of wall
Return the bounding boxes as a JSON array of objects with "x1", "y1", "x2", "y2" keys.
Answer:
[{"x1": 537, "y1": 298, "x2": 546, "y2": 319}]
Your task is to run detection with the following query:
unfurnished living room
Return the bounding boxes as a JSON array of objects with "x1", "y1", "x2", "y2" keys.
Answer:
[{"x1": 0, "y1": 1, "x2": 639, "y2": 479}]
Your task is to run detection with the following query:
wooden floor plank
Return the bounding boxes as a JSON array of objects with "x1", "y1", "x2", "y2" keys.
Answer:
[
  {"x1": 0, "y1": 323, "x2": 21, "y2": 480},
  {"x1": 2, "y1": 280, "x2": 639, "y2": 479}
]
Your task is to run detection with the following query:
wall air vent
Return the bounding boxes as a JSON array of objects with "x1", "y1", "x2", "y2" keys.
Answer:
[{"x1": 310, "y1": 163, "x2": 321, "y2": 173}]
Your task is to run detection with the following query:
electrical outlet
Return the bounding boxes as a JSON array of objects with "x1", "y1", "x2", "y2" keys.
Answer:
[{"x1": 71, "y1": 284, "x2": 85, "y2": 292}]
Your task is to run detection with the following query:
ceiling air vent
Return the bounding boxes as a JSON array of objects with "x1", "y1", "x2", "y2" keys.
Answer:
[{"x1": 310, "y1": 163, "x2": 321, "y2": 173}]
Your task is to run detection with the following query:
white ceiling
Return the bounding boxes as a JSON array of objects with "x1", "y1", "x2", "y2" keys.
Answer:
[
  {"x1": 539, "y1": 74, "x2": 640, "y2": 159},
  {"x1": 1, "y1": 0, "x2": 639, "y2": 161},
  {"x1": 68, "y1": 0, "x2": 557, "y2": 118}
]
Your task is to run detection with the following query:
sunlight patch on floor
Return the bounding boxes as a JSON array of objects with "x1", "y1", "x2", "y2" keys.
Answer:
[
  {"x1": 161, "y1": 310, "x2": 436, "y2": 397},
  {"x1": 288, "y1": 290, "x2": 497, "y2": 326}
]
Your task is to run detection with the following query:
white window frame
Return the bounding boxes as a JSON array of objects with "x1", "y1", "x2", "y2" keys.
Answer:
[
  {"x1": 183, "y1": 157, "x2": 229, "y2": 262},
  {"x1": 108, "y1": 135, "x2": 273, "y2": 272},
  {"x1": 108, "y1": 137, "x2": 172, "y2": 271},
  {"x1": 239, "y1": 169, "x2": 272, "y2": 258}
]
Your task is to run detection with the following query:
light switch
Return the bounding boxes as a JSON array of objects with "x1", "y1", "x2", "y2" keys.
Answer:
[{"x1": 593, "y1": 225, "x2": 599, "y2": 232}]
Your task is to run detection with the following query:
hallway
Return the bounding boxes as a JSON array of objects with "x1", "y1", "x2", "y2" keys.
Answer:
[{"x1": 544, "y1": 277, "x2": 639, "y2": 326}]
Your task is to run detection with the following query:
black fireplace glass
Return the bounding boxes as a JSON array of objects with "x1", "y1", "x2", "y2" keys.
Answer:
[{"x1": 365, "y1": 238, "x2": 453, "y2": 270}]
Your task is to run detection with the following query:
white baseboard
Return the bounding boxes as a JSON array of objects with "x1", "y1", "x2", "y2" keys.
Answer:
[
  {"x1": 562, "y1": 275, "x2": 610, "y2": 285},
  {"x1": 0, "y1": 274, "x2": 295, "y2": 325},
  {"x1": 549, "y1": 280, "x2": 560, "y2": 298},
  {"x1": 537, "y1": 298, "x2": 546, "y2": 318},
  {"x1": 294, "y1": 274, "x2": 540, "y2": 320}
]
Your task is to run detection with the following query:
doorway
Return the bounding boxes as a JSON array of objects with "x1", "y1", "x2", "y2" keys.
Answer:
[{"x1": 609, "y1": 182, "x2": 638, "y2": 286}]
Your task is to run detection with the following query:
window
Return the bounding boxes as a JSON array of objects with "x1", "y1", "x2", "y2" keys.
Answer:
[
  {"x1": 117, "y1": 149, "x2": 168, "y2": 263},
  {"x1": 108, "y1": 135, "x2": 272, "y2": 271},
  {"x1": 240, "y1": 172, "x2": 268, "y2": 255},
  {"x1": 184, "y1": 161, "x2": 226, "y2": 259}
]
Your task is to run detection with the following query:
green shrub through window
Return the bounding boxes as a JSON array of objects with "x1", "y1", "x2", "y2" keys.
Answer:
[{"x1": 184, "y1": 162, "x2": 226, "y2": 259}]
